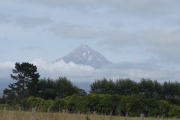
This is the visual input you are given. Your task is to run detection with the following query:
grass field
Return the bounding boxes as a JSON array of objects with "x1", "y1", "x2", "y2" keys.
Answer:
[{"x1": 0, "y1": 109, "x2": 179, "y2": 120}]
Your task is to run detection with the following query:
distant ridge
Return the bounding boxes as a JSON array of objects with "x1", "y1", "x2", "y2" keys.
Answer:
[{"x1": 55, "y1": 45, "x2": 111, "y2": 68}]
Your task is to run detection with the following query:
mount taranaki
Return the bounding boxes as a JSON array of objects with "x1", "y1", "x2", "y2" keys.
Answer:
[{"x1": 55, "y1": 45, "x2": 111, "y2": 68}]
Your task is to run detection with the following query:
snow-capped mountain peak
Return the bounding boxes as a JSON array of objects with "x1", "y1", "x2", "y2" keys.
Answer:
[{"x1": 55, "y1": 45, "x2": 111, "y2": 68}]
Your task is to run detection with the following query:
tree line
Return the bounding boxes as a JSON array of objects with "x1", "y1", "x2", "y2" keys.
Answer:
[
  {"x1": 0, "y1": 62, "x2": 180, "y2": 117},
  {"x1": 90, "y1": 78, "x2": 180, "y2": 105}
]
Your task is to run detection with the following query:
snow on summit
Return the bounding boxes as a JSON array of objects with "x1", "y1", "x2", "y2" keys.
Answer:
[{"x1": 55, "y1": 45, "x2": 111, "y2": 68}]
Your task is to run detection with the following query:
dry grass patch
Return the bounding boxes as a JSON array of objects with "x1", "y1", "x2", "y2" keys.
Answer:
[{"x1": 0, "y1": 110, "x2": 179, "y2": 120}]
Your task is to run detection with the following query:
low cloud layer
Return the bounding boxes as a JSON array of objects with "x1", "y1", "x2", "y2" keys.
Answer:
[{"x1": 0, "y1": 59, "x2": 179, "y2": 94}]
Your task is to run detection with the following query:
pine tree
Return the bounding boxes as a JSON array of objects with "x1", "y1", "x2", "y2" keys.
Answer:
[{"x1": 4, "y1": 62, "x2": 40, "y2": 104}]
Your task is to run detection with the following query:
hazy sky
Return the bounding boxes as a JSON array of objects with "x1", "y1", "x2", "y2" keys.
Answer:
[{"x1": 1, "y1": 0, "x2": 180, "y2": 92}]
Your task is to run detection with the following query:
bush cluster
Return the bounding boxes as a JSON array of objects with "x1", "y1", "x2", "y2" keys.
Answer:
[{"x1": 22, "y1": 94, "x2": 180, "y2": 118}]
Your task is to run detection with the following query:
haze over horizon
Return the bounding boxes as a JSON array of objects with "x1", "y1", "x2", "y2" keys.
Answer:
[{"x1": 1, "y1": 0, "x2": 180, "y2": 93}]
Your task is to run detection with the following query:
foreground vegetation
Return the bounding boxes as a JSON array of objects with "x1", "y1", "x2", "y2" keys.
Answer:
[
  {"x1": 1, "y1": 62, "x2": 180, "y2": 118},
  {"x1": 22, "y1": 95, "x2": 180, "y2": 118}
]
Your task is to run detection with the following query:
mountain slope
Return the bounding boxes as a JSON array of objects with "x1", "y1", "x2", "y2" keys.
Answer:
[{"x1": 55, "y1": 45, "x2": 111, "y2": 68}]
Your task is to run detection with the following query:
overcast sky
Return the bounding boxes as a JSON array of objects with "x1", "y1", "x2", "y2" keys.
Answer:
[{"x1": 1, "y1": 0, "x2": 180, "y2": 92}]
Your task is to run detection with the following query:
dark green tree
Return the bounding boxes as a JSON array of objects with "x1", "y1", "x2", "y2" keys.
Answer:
[
  {"x1": 78, "y1": 89, "x2": 87, "y2": 96},
  {"x1": 118, "y1": 95, "x2": 131, "y2": 117},
  {"x1": 38, "y1": 77, "x2": 83, "y2": 100},
  {"x1": 169, "y1": 105, "x2": 180, "y2": 117},
  {"x1": 90, "y1": 78, "x2": 115, "y2": 94},
  {"x1": 115, "y1": 78, "x2": 138, "y2": 96},
  {"x1": 83, "y1": 94, "x2": 102, "y2": 112},
  {"x1": 4, "y1": 62, "x2": 40, "y2": 104},
  {"x1": 0, "y1": 93, "x2": 6, "y2": 104},
  {"x1": 162, "y1": 81, "x2": 180, "y2": 104},
  {"x1": 157, "y1": 100, "x2": 170, "y2": 117},
  {"x1": 98, "y1": 94, "x2": 120, "y2": 115},
  {"x1": 153, "y1": 80, "x2": 162, "y2": 99},
  {"x1": 64, "y1": 94, "x2": 84, "y2": 112},
  {"x1": 55, "y1": 77, "x2": 79, "y2": 98},
  {"x1": 138, "y1": 78, "x2": 155, "y2": 98},
  {"x1": 38, "y1": 78, "x2": 56, "y2": 100}
]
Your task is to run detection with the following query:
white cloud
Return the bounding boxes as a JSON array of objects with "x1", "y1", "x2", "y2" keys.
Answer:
[
  {"x1": 31, "y1": 59, "x2": 180, "y2": 83},
  {"x1": 144, "y1": 29, "x2": 180, "y2": 45},
  {"x1": 95, "y1": 27, "x2": 180, "y2": 64},
  {"x1": 99, "y1": 62, "x2": 175, "y2": 82},
  {"x1": 31, "y1": 59, "x2": 95, "y2": 82},
  {"x1": 15, "y1": 16, "x2": 54, "y2": 28},
  {"x1": 0, "y1": 59, "x2": 178, "y2": 83},
  {"x1": 0, "y1": 13, "x2": 13, "y2": 23},
  {"x1": 0, "y1": 61, "x2": 14, "y2": 78},
  {"x1": 142, "y1": 29, "x2": 180, "y2": 63},
  {"x1": 17, "y1": 0, "x2": 178, "y2": 16},
  {"x1": 98, "y1": 30, "x2": 141, "y2": 47},
  {"x1": 0, "y1": 59, "x2": 180, "y2": 94},
  {"x1": 48, "y1": 22, "x2": 98, "y2": 40}
]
